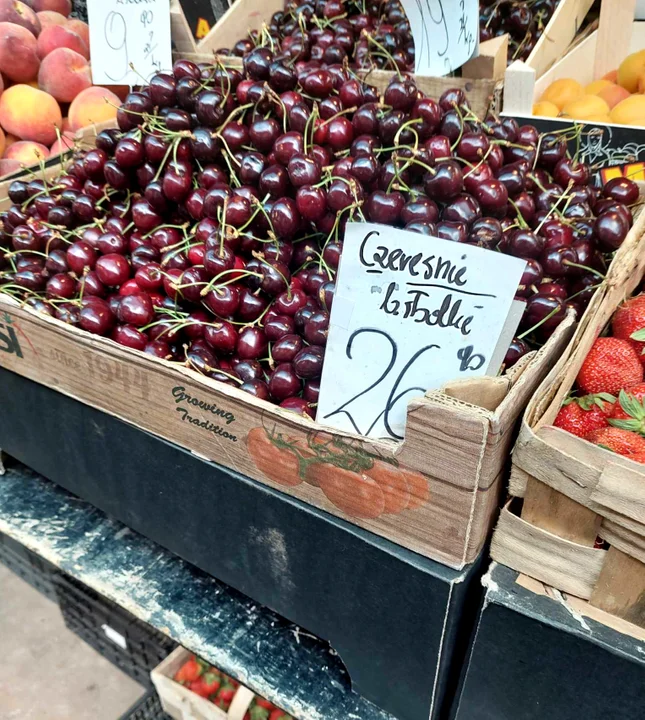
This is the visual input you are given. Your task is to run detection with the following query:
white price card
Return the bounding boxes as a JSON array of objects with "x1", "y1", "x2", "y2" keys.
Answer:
[
  {"x1": 316, "y1": 223, "x2": 526, "y2": 441},
  {"x1": 87, "y1": 0, "x2": 172, "y2": 86},
  {"x1": 399, "y1": 0, "x2": 479, "y2": 76}
]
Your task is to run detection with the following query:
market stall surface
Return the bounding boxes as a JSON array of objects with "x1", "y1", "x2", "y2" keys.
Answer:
[{"x1": 0, "y1": 564, "x2": 143, "y2": 720}]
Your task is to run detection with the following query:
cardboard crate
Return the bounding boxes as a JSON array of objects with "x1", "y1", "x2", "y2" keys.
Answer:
[
  {"x1": 490, "y1": 200, "x2": 645, "y2": 629},
  {"x1": 151, "y1": 648, "x2": 255, "y2": 720},
  {"x1": 3, "y1": 188, "x2": 645, "y2": 570}
]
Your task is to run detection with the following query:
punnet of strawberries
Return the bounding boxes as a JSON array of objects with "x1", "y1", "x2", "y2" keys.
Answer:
[
  {"x1": 554, "y1": 292, "x2": 645, "y2": 463},
  {"x1": 0, "y1": 47, "x2": 639, "y2": 420},
  {"x1": 173, "y1": 653, "x2": 293, "y2": 717}
]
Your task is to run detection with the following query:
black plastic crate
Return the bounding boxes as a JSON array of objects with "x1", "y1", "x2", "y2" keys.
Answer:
[
  {"x1": 119, "y1": 691, "x2": 172, "y2": 720},
  {"x1": 54, "y1": 573, "x2": 176, "y2": 688},
  {"x1": 0, "y1": 530, "x2": 59, "y2": 602}
]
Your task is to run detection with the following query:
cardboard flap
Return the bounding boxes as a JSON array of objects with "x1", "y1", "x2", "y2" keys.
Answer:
[{"x1": 591, "y1": 463, "x2": 645, "y2": 526}]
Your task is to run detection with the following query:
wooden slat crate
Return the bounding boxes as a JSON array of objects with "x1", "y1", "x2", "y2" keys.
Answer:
[
  {"x1": 151, "y1": 647, "x2": 255, "y2": 720},
  {"x1": 491, "y1": 195, "x2": 645, "y2": 629}
]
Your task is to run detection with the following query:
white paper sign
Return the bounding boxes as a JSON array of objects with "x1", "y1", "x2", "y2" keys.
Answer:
[
  {"x1": 400, "y1": 0, "x2": 479, "y2": 76},
  {"x1": 87, "y1": 0, "x2": 172, "y2": 86},
  {"x1": 316, "y1": 223, "x2": 526, "y2": 441}
]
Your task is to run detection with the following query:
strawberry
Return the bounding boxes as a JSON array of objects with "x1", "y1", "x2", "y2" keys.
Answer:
[
  {"x1": 174, "y1": 656, "x2": 204, "y2": 684},
  {"x1": 612, "y1": 293, "x2": 645, "y2": 365},
  {"x1": 576, "y1": 337, "x2": 643, "y2": 395},
  {"x1": 584, "y1": 427, "x2": 645, "y2": 456},
  {"x1": 553, "y1": 393, "x2": 615, "y2": 437},
  {"x1": 608, "y1": 384, "x2": 645, "y2": 434}
]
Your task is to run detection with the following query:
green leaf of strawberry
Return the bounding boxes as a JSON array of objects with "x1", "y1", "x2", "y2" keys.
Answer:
[{"x1": 631, "y1": 329, "x2": 645, "y2": 342}]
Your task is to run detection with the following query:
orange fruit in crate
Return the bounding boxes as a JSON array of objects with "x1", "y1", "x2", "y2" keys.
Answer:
[
  {"x1": 585, "y1": 79, "x2": 614, "y2": 95},
  {"x1": 597, "y1": 83, "x2": 630, "y2": 110},
  {"x1": 603, "y1": 70, "x2": 618, "y2": 83},
  {"x1": 617, "y1": 50, "x2": 645, "y2": 93},
  {"x1": 610, "y1": 94, "x2": 645, "y2": 126},
  {"x1": 532, "y1": 100, "x2": 559, "y2": 117},
  {"x1": 562, "y1": 95, "x2": 610, "y2": 120},
  {"x1": 539, "y1": 78, "x2": 584, "y2": 110}
]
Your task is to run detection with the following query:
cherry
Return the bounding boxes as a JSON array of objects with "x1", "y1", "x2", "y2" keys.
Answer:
[
  {"x1": 79, "y1": 298, "x2": 115, "y2": 335},
  {"x1": 288, "y1": 154, "x2": 322, "y2": 186},
  {"x1": 95, "y1": 254, "x2": 130, "y2": 286},
  {"x1": 46, "y1": 273, "x2": 77, "y2": 299},
  {"x1": 304, "y1": 310, "x2": 329, "y2": 345},
  {"x1": 443, "y1": 194, "x2": 482, "y2": 226},
  {"x1": 237, "y1": 288, "x2": 269, "y2": 322},
  {"x1": 280, "y1": 397, "x2": 315, "y2": 418},
  {"x1": 271, "y1": 197, "x2": 301, "y2": 238},
  {"x1": 604, "y1": 177, "x2": 639, "y2": 206},
  {"x1": 293, "y1": 345, "x2": 325, "y2": 378},
  {"x1": 203, "y1": 285, "x2": 240, "y2": 317},
  {"x1": 204, "y1": 321, "x2": 238, "y2": 355},
  {"x1": 237, "y1": 327, "x2": 268, "y2": 360},
  {"x1": 269, "y1": 363, "x2": 302, "y2": 400},
  {"x1": 424, "y1": 161, "x2": 464, "y2": 202},
  {"x1": 272, "y1": 334, "x2": 304, "y2": 362},
  {"x1": 366, "y1": 190, "x2": 405, "y2": 224},
  {"x1": 595, "y1": 210, "x2": 630, "y2": 251},
  {"x1": 504, "y1": 338, "x2": 530, "y2": 368},
  {"x1": 508, "y1": 229, "x2": 544, "y2": 259},
  {"x1": 265, "y1": 314, "x2": 296, "y2": 341},
  {"x1": 112, "y1": 325, "x2": 148, "y2": 351},
  {"x1": 241, "y1": 379, "x2": 271, "y2": 400},
  {"x1": 473, "y1": 179, "x2": 508, "y2": 217}
]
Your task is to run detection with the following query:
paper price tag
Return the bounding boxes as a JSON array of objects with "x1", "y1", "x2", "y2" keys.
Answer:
[
  {"x1": 101, "y1": 624, "x2": 128, "y2": 650},
  {"x1": 316, "y1": 223, "x2": 526, "y2": 441},
  {"x1": 87, "y1": 0, "x2": 172, "y2": 86},
  {"x1": 399, "y1": 0, "x2": 479, "y2": 76}
]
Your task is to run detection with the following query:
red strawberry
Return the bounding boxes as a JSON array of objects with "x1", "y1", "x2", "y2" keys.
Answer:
[
  {"x1": 553, "y1": 393, "x2": 615, "y2": 437},
  {"x1": 623, "y1": 451, "x2": 645, "y2": 465},
  {"x1": 576, "y1": 337, "x2": 643, "y2": 395},
  {"x1": 174, "y1": 656, "x2": 204, "y2": 684},
  {"x1": 584, "y1": 427, "x2": 645, "y2": 456},
  {"x1": 612, "y1": 293, "x2": 645, "y2": 365},
  {"x1": 608, "y1": 384, "x2": 645, "y2": 434}
]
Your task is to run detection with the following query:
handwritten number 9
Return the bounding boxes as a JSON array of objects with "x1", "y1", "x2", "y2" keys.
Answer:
[{"x1": 104, "y1": 11, "x2": 128, "y2": 82}]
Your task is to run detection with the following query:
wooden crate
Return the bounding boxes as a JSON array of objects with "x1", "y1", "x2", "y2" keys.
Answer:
[
  {"x1": 504, "y1": 0, "x2": 641, "y2": 122},
  {"x1": 151, "y1": 647, "x2": 255, "y2": 720},
  {"x1": 491, "y1": 198, "x2": 645, "y2": 629}
]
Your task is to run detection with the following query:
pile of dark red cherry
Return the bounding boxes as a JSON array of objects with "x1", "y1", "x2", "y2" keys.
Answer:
[
  {"x1": 221, "y1": 0, "x2": 561, "y2": 74},
  {"x1": 480, "y1": 0, "x2": 560, "y2": 64},
  {"x1": 0, "y1": 56, "x2": 638, "y2": 418},
  {"x1": 224, "y1": 0, "x2": 415, "y2": 71}
]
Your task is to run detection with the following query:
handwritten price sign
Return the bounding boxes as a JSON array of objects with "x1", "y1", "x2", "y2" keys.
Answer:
[
  {"x1": 87, "y1": 0, "x2": 172, "y2": 86},
  {"x1": 399, "y1": 0, "x2": 479, "y2": 76},
  {"x1": 316, "y1": 224, "x2": 526, "y2": 441}
]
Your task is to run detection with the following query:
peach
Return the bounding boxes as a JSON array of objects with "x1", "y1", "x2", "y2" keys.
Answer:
[
  {"x1": 0, "y1": 84, "x2": 62, "y2": 144},
  {"x1": 0, "y1": 127, "x2": 5, "y2": 157},
  {"x1": 61, "y1": 116, "x2": 70, "y2": 131},
  {"x1": 6, "y1": 139, "x2": 48, "y2": 164},
  {"x1": 585, "y1": 79, "x2": 614, "y2": 95},
  {"x1": 562, "y1": 95, "x2": 610, "y2": 121},
  {"x1": 597, "y1": 84, "x2": 631, "y2": 110},
  {"x1": 48, "y1": 129, "x2": 73, "y2": 156},
  {"x1": 0, "y1": 0, "x2": 40, "y2": 36},
  {"x1": 540, "y1": 78, "x2": 584, "y2": 111},
  {"x1": 68, "y1": 86, "x2": 121, "y2": 131},
  {"x1": 4, "y1": 132, "x2": 18, "y2": 149},
  {"x1": 38, "y1": 47, "x2": 90, "y2": 102},
  {"x1": 603, "y1": 70, "x2": 618, "y2": 83},
  {"x1": 65, "y1": 18, "x2": 87, "y2": 47},
  {"x1": 36, "y1": 9, "x2": 65, "y2": 28},
  {"x1": 29, "y1": 0, "x2": 71, "y2": 15},
  {"x1": 618, "y1": 50, "x2": 645, "y2": 93},
  {"x1": 0, "y1": 158, "x2": 21, "y2": 176},
  {"x1": 37, "y1": 23, "x2": 87, "y2": 59},
  {"x1": 532, "y1": 100, "x2": 559, "y2": 117},
  {"x1": 610, "y1": 94, "x2": 645, "y2": 126},
  {"x1": 0, "y1": 21, "x2": 39, "y2": 82}
]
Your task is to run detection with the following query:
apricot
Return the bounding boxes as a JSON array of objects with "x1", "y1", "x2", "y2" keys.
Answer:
[
  {"x1": 597, "y1": 83, "x2": 631, "y2": 110},
  {"x1": 610, "y1": 94, "x2": 645, "y2": 126},
  {"x1": 36, "y1": 9, "x2": 65, "y2": 28},
  {"x1": 0, "y1": 21, "x2": 39, "y2": 82},
  {"x1": 0, "y1": 127, "x2": 5, "y2": 157},
  {"x1": 603, "y1": 70, "x2": 618, "y2": 83},
  {"x1": 562, "y1": 95, "x2": 610, "y2": 121},
  {"x1": 38, "y1": 47, "x2": 90, "y2": 102},
  {"x1": 67, "y1": 86, "x2": 121, "y2": 131},
  {"x1": 0, "y1": 84, "x2": 62, "y2": 144},
  {"x1": 532, "y1": 100, "x2": 559, "y2": 117},
  {"x1": 48, "y1": 130, "x2": 73, "y2": 156},
  {"x1": 585, "y1": 79, "x2": 614, "y2": 95},
  {"x1": 0, "y1": 0, "x2": 40, "y2": 36},
  {"x1": 540, "y1": 78, "x2": 584, "y2": 111},
  {"x1": 29, "y1": 0, "x2": 71, "y2": 15},
  {"x1": 618, "y1": 50, "x2": 645, "y2": 93},
  {"x1": 0, "y1": 158, "x2": 21, "y2": 176},
  {"x1": 65, "y1": 18, "x2": 87, "y2": 47},
  {"x1": 37, "y1": 23, "x2": 87, "y2": 59},
  {"x1": 6, "y1": 139, "x2": 48, "y2": 164}
]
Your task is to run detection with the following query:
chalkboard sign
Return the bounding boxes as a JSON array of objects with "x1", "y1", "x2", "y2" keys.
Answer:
[{"x1": 506, "y1": 115, "x2": 645, "y2": 183}]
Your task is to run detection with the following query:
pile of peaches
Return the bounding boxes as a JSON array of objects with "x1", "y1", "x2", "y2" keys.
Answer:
[
  {"x1": 0, "y1": 0, "x2": 121, "y2": 177},
  {"x1": 533, "y1": 49, "x2": 645, "y2": 125}
]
